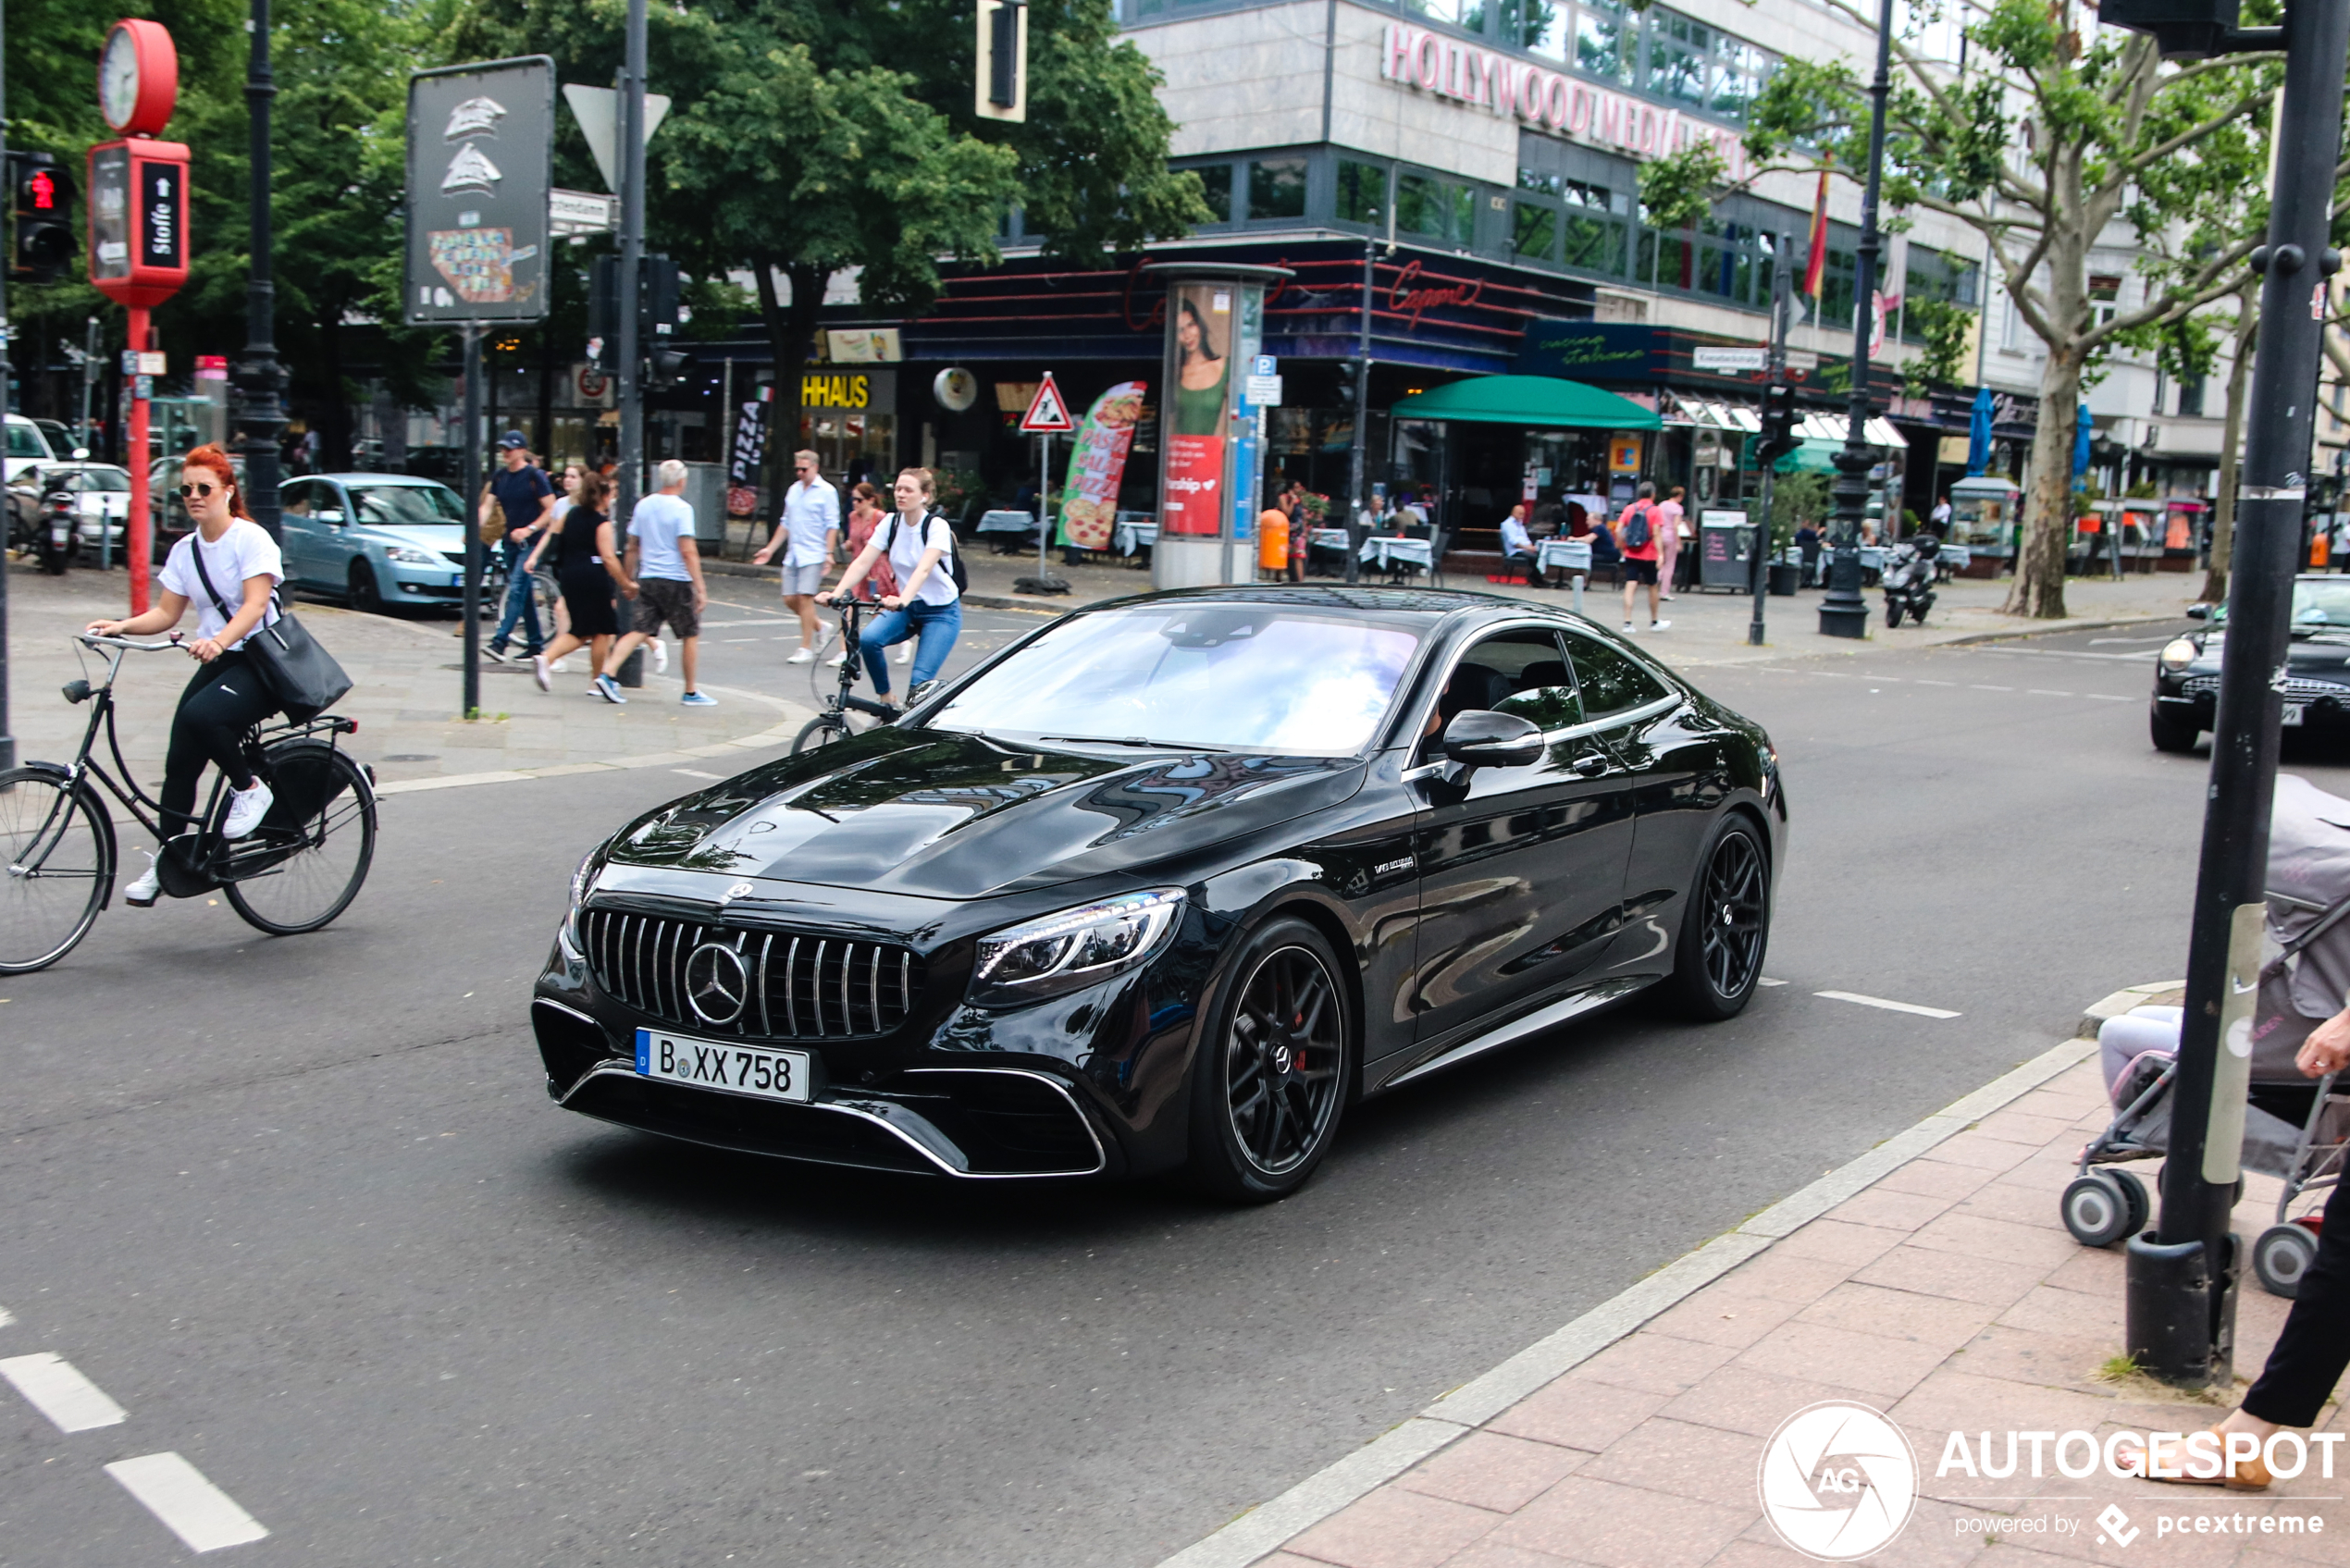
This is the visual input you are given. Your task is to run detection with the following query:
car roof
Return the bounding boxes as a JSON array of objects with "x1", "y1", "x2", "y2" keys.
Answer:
[
  {"x1": 312, "y1": 472, "x2": 453, "y2": 486},
  {"x1": 1078, "y1": 585, "x2": 1537, "y2": 617}
]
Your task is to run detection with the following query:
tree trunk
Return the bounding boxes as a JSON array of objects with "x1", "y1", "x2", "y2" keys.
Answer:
[
  {"x1": 751, "y1": 255, "x2": 827, "y2": 516},
  {"x1": 2198, "y1": 287, "x2": 2258, "y2": 604},
  {"x1": 321, "y1": 310, "x2": 352, "y2": 471},
  {"x1": 2003, "y1": 351, "x2": 2084, "y2": 619}
]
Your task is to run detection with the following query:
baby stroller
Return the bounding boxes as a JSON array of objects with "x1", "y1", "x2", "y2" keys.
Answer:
[{"x1": 2063, "y1": 774, "x2": 2350, "y2": 1297}]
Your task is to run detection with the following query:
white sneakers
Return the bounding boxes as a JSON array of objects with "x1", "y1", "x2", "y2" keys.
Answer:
[
  {"x1": 532, "y1": 653, "x2": 552, "y2": 692},
  {"x1": 651, "y1": 639, "x2": 669, "y2": 673},
  {"x1": 894, "y1": 645, "x2": 912, "y2": 665},
  {"x1": 1651, "y1": 619, "x2": 1671, "y2": 631},
  {"x1": 222, "y1": 779, "x2": 274, "y2": 839},
  {"x1": 786, "y1": 646, "x2": 817, "y2": 664},
  {"x1": 124, "y1": 849, "x2": 160, "y2": 907},
  {"x1": 1623, "y1": 621, "x2": 1637, "y2": 633}
]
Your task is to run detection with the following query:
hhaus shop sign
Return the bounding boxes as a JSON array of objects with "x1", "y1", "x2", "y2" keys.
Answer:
[{"x1": 1381, "y1": 22, "x2": 1750, "y2": 181}]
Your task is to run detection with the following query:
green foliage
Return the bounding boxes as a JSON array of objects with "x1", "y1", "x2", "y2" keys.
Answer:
[
  {"x1": 1637, "y1": 140, "x2": 1727, "y2": 233},
  {"x1": 1900, "y1": 298, "x2": 1974, "y2": 394},
  {"x1": 1771, "y1": 471, "x2": 1830, "y2": 548}
]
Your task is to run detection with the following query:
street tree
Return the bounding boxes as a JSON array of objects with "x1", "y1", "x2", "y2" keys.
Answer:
[{"x1": 1740, "y1": 0, "x2": 2281, "y2": 618}]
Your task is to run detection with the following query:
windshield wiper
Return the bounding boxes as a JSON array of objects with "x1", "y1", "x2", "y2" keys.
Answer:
[{"x1": 1042, "y1": 735, "x2": 1230, "y2": 753}]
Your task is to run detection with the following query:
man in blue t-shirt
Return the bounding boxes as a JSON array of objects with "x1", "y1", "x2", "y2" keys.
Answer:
[{"x1": 485, "y1": 432, "x2": 555, "y2": 661}]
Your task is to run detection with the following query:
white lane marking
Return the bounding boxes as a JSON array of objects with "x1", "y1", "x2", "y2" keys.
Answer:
[
  {"x1": 1816, "y1": 989, "x2": 1962, "y2": 1019},
  {"x1": 2084, "y1": 693, "x2": 2131, "y2": 701},
  {"x1": 1912, "y1": 679, "x2": 1958, "y2": 686},
  {"x1": 671, "y1": 769, "x2": 725, "y2": 780},
  {"x1": 0, "y1": 1303, "x2": 13, "y2": 1327},
  {"x1": 105, "y1": 1452, "x2": 269, "y2": 1551},
  {"x1": 2026, "y1": 688, "x2": 2074, "y2": 698},
  {"x1": 0, "y1": 1352, "x2": 129, "y2": 1431},
  {"x1": 1969, "y1": 645, "x2": 2153, "y2": 662},
  {"x1": 2090, "y1": 635, "x2": 2178, "y2": 646},
  {"x1": 1970, "y1": 685, "x2": 2013, "y2": 692},
  {"x1": 1757, "y1": 977, "x2": 1788, "y2": 987}
]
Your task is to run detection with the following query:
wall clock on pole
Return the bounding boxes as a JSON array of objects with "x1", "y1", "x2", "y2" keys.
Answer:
[{"x1": 99, "y1": 19, "x2": 179, "y2": 138}]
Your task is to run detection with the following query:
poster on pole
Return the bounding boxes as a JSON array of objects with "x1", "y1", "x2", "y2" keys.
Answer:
[
  {"x1": 404, "y1": 56, "x2": 554, "y2": 325},
  {"x1": 1162, "y1": 282, "x2": 1233, "y2": 536},
  {"x1": 1054, "y1": 382, "x2": 1146, "y2": 549}
]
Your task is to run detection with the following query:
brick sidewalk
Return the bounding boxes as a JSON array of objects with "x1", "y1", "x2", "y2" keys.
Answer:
[{"x1": 1202, "y1": 1051, "x2": 2344, "y2": 1568}]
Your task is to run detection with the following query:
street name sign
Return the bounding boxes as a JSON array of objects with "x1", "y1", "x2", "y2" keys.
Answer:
[{"x1": 1692, "y1": 346, "x2": 1767, "y2": 372}]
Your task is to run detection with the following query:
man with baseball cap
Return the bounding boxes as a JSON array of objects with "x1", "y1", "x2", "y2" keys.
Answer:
[{"x1": 485, "y1": 431, "x2": 555, "y2": 663}]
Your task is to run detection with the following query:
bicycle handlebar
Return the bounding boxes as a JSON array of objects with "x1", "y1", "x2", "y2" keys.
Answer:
[{"x1": 76, "y1": 633, "x2": 183, "y2": 652}]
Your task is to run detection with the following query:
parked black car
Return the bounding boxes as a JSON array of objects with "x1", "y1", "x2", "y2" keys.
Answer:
[
  {"x1": 2152, "y1": 576, "x2": 2350, "y2": 753},
  {"x1": 533, "y1": 587, "x2": 1787, "y2": 1201}
]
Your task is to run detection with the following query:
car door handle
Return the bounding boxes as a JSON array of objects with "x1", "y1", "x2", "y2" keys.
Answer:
[{"x1": 1571, "y1": 754, "x2": 1609, "y2": 776}]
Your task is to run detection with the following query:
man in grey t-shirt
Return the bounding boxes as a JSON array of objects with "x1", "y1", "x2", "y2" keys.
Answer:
[{"x1": 594, "y1": 461, "x2": 715, "y2": 707}]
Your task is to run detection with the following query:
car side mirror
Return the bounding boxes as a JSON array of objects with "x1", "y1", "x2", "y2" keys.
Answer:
[
  {"x1": 315, "y1": 510, "x2": 345, "y2": 524},
  {"x1": 2186, "y1": 603, "x2": 2210, "y2": 621},
  {"x1": 1442, "y1": 710, "x2": 1543, "y2": 769}
]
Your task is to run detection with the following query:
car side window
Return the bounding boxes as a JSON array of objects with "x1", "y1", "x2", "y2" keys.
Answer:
[
  {"x1": 1563, "y1": 632, "x2": 1669, "y2": 721},
  {"x1": 280, "y1": 479, "x2": 317, "y2": 518},
  {"x1": 1450, "y1": 629, "x2": 1582, "y2": 733}
]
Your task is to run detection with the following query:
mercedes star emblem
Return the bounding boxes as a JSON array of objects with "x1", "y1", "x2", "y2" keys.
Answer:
[
  {"x1": 724, "y1": 882, "x2": 755, "y2": 901},
  {"x1": 685, "y1": 941, "x2": 751, "y2": 1026}
]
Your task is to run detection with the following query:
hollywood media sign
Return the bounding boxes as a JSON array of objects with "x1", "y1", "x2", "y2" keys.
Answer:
[{"x1": 1380, "y1": 22, "x2": 1750, "y2": 182}]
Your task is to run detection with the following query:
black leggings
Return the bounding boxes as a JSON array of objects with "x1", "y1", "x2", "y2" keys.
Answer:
[
  {"x1": 2242, "y1": 1157, "x2": 2350, "y2": 1426},
  {"x1": 161, "y1": 653, "x2": 275, "y2": 836}
]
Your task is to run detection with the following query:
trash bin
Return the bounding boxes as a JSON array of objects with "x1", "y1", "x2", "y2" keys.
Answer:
[{"x1": 1257, "y1": 512, "x2": 1289, "y2": 573}]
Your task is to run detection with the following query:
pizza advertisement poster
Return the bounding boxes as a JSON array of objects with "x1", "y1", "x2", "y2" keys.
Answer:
[
  {"x1": 1055, "y1": 381, "x2": 1147, "y2": 550},
  {"x1": 427, "y1": 227, "x2": 538, "y2": 303}
]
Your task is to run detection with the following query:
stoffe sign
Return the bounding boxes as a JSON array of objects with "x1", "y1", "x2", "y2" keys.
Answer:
[
  {"x1": 404, "y1": 56, "x2": 554, "y2": 325},
  {"x1": 87, "y1": 139, "x2": 189, "y2": 306},
  {"x1": 1020, "y1": 372, "x2": 1075, "y2": 433}
]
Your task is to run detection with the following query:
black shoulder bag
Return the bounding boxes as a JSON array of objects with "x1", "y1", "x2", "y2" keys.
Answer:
[{"x1": 189, "y1": 543, "x2": 353, "y2": 722}]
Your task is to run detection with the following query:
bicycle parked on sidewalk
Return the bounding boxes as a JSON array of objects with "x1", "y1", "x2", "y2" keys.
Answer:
[
  {"x1": 0, "y1": 633, "x2": 377, "y2": 973},
  {"x1": 790, "y1": 599, "x2": 902, "y2": 754}
]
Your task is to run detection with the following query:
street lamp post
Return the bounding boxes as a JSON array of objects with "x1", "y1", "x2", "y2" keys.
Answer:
[
  {"x1": 1817, "y1": 0, "x2": 1895, "y2": 640},
  {"x1": 0, "y1": 0, "x2": 14, "y2": 772},
  {"x1": 239, "y1": 0, "x2": 288, "y2": 545},
  {"x1": 614, "y1": 0, "x2": 646, "y2": 532},
  {"x1": 1344, "y1": 216, "x2": 1377, "y2": 586},
  {"x1": 2123, "y1": 0, "x2": 2350, "y2": 1387}
]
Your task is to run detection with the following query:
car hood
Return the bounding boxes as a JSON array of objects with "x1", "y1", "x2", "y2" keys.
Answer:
[
  {"x1": 603, "y1": 729, "x2": 1367, "y2": 900},
  {"x1": 356, "y1": 522, "x2": 467, "y2": 554},
  {"x1": 2192, "y1": 633, "x2": 2350, "y2": 680}
]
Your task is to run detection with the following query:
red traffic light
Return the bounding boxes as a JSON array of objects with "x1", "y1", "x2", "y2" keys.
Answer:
[{"x1": 26, "y1": 169, "x2": 54, "y2": 210}]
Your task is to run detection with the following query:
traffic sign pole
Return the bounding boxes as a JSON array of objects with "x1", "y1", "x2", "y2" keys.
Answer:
[{"x1": 1020, "y1": 372, "x2": 1075, "y2": 592}]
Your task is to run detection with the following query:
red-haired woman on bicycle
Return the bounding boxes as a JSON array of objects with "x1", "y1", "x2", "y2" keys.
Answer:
[{"x1": 85, "y1": 444, "x2": 283, "y2": 905}]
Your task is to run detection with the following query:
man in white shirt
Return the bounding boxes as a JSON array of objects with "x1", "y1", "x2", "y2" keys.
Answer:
[
  {"x1": 595, "y1": 461, "x2": 715, "y2": 707},
  {"x1": 1929, "y1": 494, "x2": 1953, "y2": 536},
  {"x1": 1499, "y1": 502, "x2": 1537, "y2": 583},
  {"x1": 753, "y1": 450, "x2": 840, "y2": 663}
]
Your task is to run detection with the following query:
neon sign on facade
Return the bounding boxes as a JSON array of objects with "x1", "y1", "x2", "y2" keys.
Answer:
[{"x1": 1380, "y1": 22, "x2": 1751, "y2": 182}]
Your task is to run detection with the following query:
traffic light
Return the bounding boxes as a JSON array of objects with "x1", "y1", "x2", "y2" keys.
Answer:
[
  {"x1": 647, "y1": 347, "x2": 690, "y2": 389},
  {"x1": 588, "y1": 253, "x2": 679, "y2": 364},
  {"x1": 9, "y1": 152, "x2": 76, "y2": 282},
  {"x1": 2098, "y1": 0, "x2": 2250, "y2": 58},
  {"x1": 1754, "y1": 381, "x2": 1800, "y2": 465}
]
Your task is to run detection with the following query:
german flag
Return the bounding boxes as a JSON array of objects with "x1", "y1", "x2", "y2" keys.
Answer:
[{"x1": 1802, "y1": 163, "x2": 1831, "y2": 302}]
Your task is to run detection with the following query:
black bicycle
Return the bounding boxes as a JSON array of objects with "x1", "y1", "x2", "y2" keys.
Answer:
[
  {"x1": 790, "y1": 599, "x2": 901, "y2": 754},
  {"x1": 0, "y1": 634, "x2": 378, "y2": 973}
]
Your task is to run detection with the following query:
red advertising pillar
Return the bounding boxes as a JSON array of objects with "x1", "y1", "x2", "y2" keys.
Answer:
[{"x1": 90, "y1": 19, "x2": 187, "y2": 614}]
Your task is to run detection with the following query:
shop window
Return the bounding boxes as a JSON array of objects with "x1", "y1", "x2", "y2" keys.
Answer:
[
  {"x1": 2089, "y1": 272, "x2": 2122, "y2": 326},
  {"x1": 1577, "y1": 5, "x2": 1631, "y2": 81},
  {"x1": 1462, "y1": 0, "x2": 1512, "y2": 42},
  {"x1": 1519, "y1": 167, "x2": 1564, "y2": 197},
  {"x1": 2179, "y1": 374, "x2": 2207, "y2": 418},
  {"x1": 1249, "y1": 158, "x2": 1307, "y2": 221},
  {"x1": 1515, "y1": 203, "x2": 1560, "y2": 262},
  {"x1": 1404, "y1": 0, "x2": 1466, "y2": 23},
  {"x1": 1193, "y1": 164, "x2": 1232, "y2": 224},
  {"x1": 1563, "y1": 179, "x2": 1614, "y2": 212},
  {"x1": 1525, "y1": 0, "x2": 1568, "y2": 59},
  {"x1": 1821, "y1": 246, "x2": 1857, "y2": 329},
  {"x1": 1648, "y1": 15, "x2": 1711, "y2": 105},
  {"x1": 1711, "y1": 39, "x2": 1759, "y2": 117},
  {"x1": 1563, "y1": 213, "x2": 1626, "y2": 274},
  {"x1": 1338, "y1": 160, "x2": 1387, "y2": 225}
]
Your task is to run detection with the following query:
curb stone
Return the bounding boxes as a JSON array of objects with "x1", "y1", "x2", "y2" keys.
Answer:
[{"x1": 1151, "y1": 1031, "x2": 2103, "y2": 1568}]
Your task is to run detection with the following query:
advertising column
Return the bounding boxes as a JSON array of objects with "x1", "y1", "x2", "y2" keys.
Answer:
[{"x1": 1143, "y1": 263, "x2": 1290, "y2": 590}]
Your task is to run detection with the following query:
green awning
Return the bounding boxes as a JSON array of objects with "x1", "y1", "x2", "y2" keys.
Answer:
[{"x1": 1388, "y1": 375, "x2": 1662, "y2": 431}]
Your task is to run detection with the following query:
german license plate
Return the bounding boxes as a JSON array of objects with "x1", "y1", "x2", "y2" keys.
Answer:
[
  {"x1": 636, "y1": 1028, "x2": 812, "y2": 1104},
  {"x1": 2284, "y1": 703, "x2": 2307, "y2": 727}
]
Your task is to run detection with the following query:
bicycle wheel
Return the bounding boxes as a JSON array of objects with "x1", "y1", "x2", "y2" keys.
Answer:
[
  {"x1": 0, "y1": 767, "x2": 114, "y2": 973},
  {"x1": 223, "y1": 744, "x2": 376, "y2": 935},
  {"x1": 793, "y1": 712, "x2": 859, "y2": 754}
]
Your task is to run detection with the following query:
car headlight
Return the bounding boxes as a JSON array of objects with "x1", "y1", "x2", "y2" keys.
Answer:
[
  {"x1": 384, "y1": 545, "x2": 441, "y2": 566},
  {"x1": 969, "y1": 889, "x2": 1185, "y2": 1006},
  {"x1": 563, "y1": 850, "x2": 599, "y2": 945},
  {"x1": 2159, "y1": 637, "x2": 2200, "y2": 673}
]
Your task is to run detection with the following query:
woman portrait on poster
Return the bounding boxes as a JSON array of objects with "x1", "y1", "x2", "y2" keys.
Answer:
[{"x1": 1173, "y1": 293, "x2": 1229, "y2": 437}]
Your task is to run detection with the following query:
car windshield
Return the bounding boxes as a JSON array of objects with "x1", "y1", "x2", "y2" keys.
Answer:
[
  {"x1": 926, "y1": 603, "x2": 1428, "y2": 756},
  {"x1": 59, "y1": 469, "x2": 129, "y2": 491},
  {"x1": 8, "y1": 424, "x2": 48, "y2": 459},
  {"x1": 348, "y1": 483, "x2": 464, "y2": 525},
  {"x1": 2290, "y1": 581, "x2": 2350, "y2": 630}
]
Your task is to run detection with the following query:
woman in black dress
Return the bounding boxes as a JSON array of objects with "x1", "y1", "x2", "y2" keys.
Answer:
[{"x1": 531, "y1": 470, "x2": 625, "y2": 692}]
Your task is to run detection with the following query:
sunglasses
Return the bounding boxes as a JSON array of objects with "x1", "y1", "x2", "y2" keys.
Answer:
[{"x1": 179, "y1": 481, "x2": 224, "y2": 499}]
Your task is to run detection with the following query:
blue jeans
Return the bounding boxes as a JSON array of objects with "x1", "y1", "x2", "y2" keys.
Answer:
[
  {"x1": 490, "y1": 537, "x2": 544, "y2": 652},
  {"x1": 860, "y1": 599, "x2": 962, "y2": 698}
]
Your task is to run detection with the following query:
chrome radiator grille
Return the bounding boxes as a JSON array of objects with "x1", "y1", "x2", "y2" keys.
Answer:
[
  {"x1": 2181, "y1": 674, "x2": 2347, "y2": 699},
  {"x1": 581, "y1": 909, "x2": 922, "y2": 1039}
]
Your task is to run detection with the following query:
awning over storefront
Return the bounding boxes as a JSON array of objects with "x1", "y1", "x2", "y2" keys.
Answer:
[
  {"x1": 1390, "y1": 375, "x2": 1663, "y2": 430},
  {"x1": 1796, "y1": 411, "x2": 1906, "y2": 446}
]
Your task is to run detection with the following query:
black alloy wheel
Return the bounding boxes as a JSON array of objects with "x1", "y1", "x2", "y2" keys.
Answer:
[
  {"x1": 349, "y1": 561, "x2": 383, "y2": 615},
  {"x1": 1189, "y1": 916, "x2": 1353, "y2": 1202},
  {"x1": 1886, "y1": 600, "x2": 1903, "y2": 628},
  {"x1": 1664, "y1": 815, "x2": 1770, "y2": 1020}
]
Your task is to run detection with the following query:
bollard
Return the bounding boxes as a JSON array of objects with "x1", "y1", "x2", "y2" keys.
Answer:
[
  {"x1": 2125, "y1": 1231, "x2": 2239, "y2": 1389},
  {"x1": 1571, "y1": 572, "x2": 1586, "y2": 617},
  {"x1": 615, "y1": 647, "x2": 646, "y2": 687}
]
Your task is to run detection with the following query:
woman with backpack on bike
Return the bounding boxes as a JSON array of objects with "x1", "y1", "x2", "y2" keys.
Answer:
[
  {"x1": 817, "y1": 466, "x2": 960, "y2": 707},
  {"x1": 83, "y1": 444, "x2": 283, "y2": 905}
]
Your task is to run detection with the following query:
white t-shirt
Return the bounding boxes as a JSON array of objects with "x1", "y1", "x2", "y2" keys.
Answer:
[
  {"x1": 882, "y1": 512, "x2": 959, "y2": 605},
  {"x1": 629, "y1": 492, "x2": 694, "y2": 582},
  {"x1": 160, "y1": 519, "x2": 283, "y2": 649},
  {"x1": 779, "y1": 478, "x2": 838, "y2": 568}
]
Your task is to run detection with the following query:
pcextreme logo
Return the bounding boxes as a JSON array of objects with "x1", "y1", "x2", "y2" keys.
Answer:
[{"x1": 1757, "y1": 1401, "x2": 1920, "y2": 1561}]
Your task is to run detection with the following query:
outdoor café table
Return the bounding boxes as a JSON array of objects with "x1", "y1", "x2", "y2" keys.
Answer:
[
  {"x1": 1361, "y1": 536, "x2": 1433, "y2": 574},
  {"x1": 1114, "y1": 520, "x2": 1159, "y2": 555},
  {"x1": 975, "y1": 510, "x2": 1039, "y2": 551},
  {"x1": 1537, "y1": 537, "x2": 1592, "y2": 576}
]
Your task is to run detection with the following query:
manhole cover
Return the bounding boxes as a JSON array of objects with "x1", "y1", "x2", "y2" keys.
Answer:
[{"x1": 380, "y1": 754, "x2": 439, "y2": 762}]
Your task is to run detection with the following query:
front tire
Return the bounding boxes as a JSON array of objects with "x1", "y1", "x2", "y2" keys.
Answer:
[
  {"x1": 349, "y1": 561, "x2": 384, "y2": 615},
  {"x1": 1663, "y1": 814, "x2": 1771, "y2": 1020},
  {"x1": 1885, "y1": 600, "x2": 1902, "y2": 628},
  {"x1": 0, "y1": 768, "x2": 114, "y2": 973},
  {"x1": 792, "y1": 713, "x2": 857, "y2": 754},
  {"x1": 2150, "y1": 707, "x2": 2200, "y2": 754},
  {"x1": 1187, "y1": 917, "x2": 1354, "y2": 1203}
]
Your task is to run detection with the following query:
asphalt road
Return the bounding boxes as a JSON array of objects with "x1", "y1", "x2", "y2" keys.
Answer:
[{"x1": 2, "y1": 602, "x2": 2336, "y2": 1567}]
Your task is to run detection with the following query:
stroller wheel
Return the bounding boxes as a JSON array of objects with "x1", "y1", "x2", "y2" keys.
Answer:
[
  {"x1": 2061, "y1": 1172, "x2": 2139, "y2": 1248},
  {"x1": 2109, "y1": 1168, "x2": 2151, "y2": 1238},
  {"x1": 2254, "y1": 1222, "x2": 2321, "y2": 1298}
]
